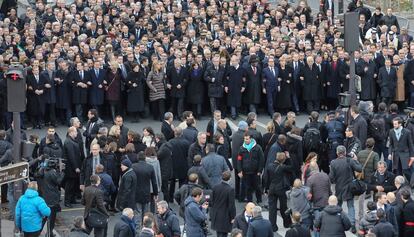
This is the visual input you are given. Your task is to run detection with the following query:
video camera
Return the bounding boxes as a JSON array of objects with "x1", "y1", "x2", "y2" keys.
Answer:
[{"x1": 39, "y1": 155, "x2": 64, "y2": 172}]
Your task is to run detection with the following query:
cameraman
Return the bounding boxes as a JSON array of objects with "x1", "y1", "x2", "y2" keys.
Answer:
[{"x1": 36, "y1": 155, "x2": 64, "y2": 237}]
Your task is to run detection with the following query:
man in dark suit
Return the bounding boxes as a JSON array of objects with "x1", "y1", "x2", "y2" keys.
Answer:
[
  {"x1": 63, "y1": 127, "x2": 83, "y2": 208},
  {"x1": 71, "y1": 62, "x2": 89, "y2": 123},
  {"x1": 40, "y1": 61, "x2": 57, "y2": 127},
  {"x1": 233, "y1": 202, "x2": 255, "y2": 236},
  {"x1": 131, "y1": 152, "x2": 158, "y2": 232},
  {"x1": 27, "y1": 66, "x2": 47, "y2": 129},
  {"x1": 404, "y1": 45, "x2": 414, "y2": 106},
  {"x1": 210, "y1": 171, "x2": 236, "y2": 237},
  {"x1": 378, "y1": 58, "x2": 397, "y2": 105},
  {"x1": 262, "y1": 56, "x2": 279, "y2": 117},
  {"x1": 80, "y1": 143, "x2": 107, "y2": 189},
  {"x1": 88, "y1": 61, "x2": 106, "y2": 115},
  {"x1": 161, "y1": 112, "x2": 174, "y2": 141},
  {"x1": 350, "y1": 105, "x2": 368, "y2": 149},
  {"x1": 204, "y1": 56, "x2": 225, "y2": 114},
  {"x1": 166, "y1": 58, "x2": 187, "y2": 118},
  {"x1": 82, "y1": 175, "x2": 109, "y2": 237},
  {"x1": 291, "y1": 53, "x2": 303, "y2": 113},
  {"x1": 246, "y1": 206, "x2": 274, "y2": 237},
  {"x1": 388, "y1": 117, "x2": 414, "y2": 181},
  {"x1": 83, "y1": 109, "x2": 104, "y2": 154}
]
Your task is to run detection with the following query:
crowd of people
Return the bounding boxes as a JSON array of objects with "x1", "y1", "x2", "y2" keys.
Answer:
[{"x1": 0, "y1": 0, "x2": 413, "y2": 236}]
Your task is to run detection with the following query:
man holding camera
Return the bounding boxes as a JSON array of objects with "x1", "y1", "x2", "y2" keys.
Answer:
[{"x1": 36, "y1": 155, "x2": 64, "y2": 237}]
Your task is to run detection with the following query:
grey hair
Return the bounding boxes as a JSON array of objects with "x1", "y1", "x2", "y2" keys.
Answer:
[
  {"x1": 164, "y1": 112, "x2": 173, "y2": 120},
  {"x1": 98, "y1": 127, "x2": 108, "y2": 135},
  {"x1": 157, "y1": 200, "x2": 169, "y2": 209},
  {"x1": 395, "y1": 175, "x2": 405, "y2": 185},
  {"x1": 377, "y1": 160, "x2": 387, "y2": 168},
  {"x1": 122, "y1": 208, "x2": 133, "y2": 216},
  {"x1": 252, "y1": 206, "x2": 262, "y2": 217},
  {"x1": 197, "y1": 131, "x2": 207, "y2": 139},
  {"x1": 336, "y1": 145, "x2": 346, "y2": 155},
  {"x1": 69, "y1": 117, "x2": 79, "y2": 126}
]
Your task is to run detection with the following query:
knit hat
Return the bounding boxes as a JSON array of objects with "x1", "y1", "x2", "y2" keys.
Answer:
[{"x1": 121, "y1": 158, "x2": 132, "y2": 168}]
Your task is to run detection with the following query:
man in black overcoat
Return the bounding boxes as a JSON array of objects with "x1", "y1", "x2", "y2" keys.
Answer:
[{"x1": 210, "y1": 171, "x2": 236, "y2": 237}]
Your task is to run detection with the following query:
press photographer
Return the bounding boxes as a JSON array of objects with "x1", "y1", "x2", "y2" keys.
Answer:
[{"x1": 35, "y1": 155, "x2": 64, "y2": 237}]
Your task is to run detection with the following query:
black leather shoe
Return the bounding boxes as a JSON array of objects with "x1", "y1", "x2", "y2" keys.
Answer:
[{"x1": 64, "y1": 203, "x2": 73, "y2": 208}]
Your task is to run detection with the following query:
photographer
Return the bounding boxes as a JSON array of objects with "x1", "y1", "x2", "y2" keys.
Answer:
[
  {"x1": 184, "y1": 187, "x2": 209, "y2": 237},
  {"x1": 35, "y1": 155, "x2": 64, "y2": 237}
]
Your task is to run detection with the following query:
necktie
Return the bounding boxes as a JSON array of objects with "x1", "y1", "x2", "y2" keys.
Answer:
[
  {"x1": 253, "y1": 67, "x2": 256, "y2": 74},
  {"x1": 387, "y1": 68, "x2": 390, "y2": 74},
  {"x1": 35, "y1": 76, "x2": 39, "y2": 83},
  {"x1": 247, "y1": 216, "x2": 252, "y2": 223},
  {"x1": 271, "y1": 67, "x2": 275, "y2": 77},
  {"x1": 95, "y1": 69, "x2": 99, "y2": 78},
  {"x1": 80, "y1": 71, "x2": 83, "y2": 80},
  {"x1": 89, "y1": 122, "x2": 95, "y2": 133},
  {"x1": 294, "y1": 62, "x2": 297, "y2": 71}
]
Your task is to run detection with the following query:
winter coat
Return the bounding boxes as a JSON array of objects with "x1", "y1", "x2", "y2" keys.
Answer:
[
  {"x1": 36, "y1": 168, "x2": 64, "y2": 207},
  {"x1": 113, "y1": 215, "x2": 135, "y2": 237},
  {"x1": 26, "y1": 74, "x2": 47, "y2": 116},
  {"x1": 186, "y1": 68, "x2": 204, "y2": 104},
  {"x1": 286, "y1": 132, "x2": 303, "y2": 179},
  {"x1": 232, "y1": 211, "x2": 250, "y2": 236},
  {"x1": 357, "y1": 149, "x2": 380, "y2": 182},
  {"x1": 300, "y1": 65, "x2": 321, "y2": 101},
  {"x1": 237, "y1": 140, "x2": 264, "y2": 174},
  {"x1": 88, "y1": 68, "x2": 106, "y2": 105},
  {"x1": 307, "y1": 171, "x2": 331, "y2": 208},
  {"x1": 97, "y1": 172, "x2": 116, "y2": 202},
  {"x1": 276, "y1": 66, "x2": 293, "y2": 109},
  {"x1": 372, "y1": 219, "x2": 397, "y2": 237},
  {"x1": 126, "y1": 71, "x2": 145, "y2": 112},
  {"x1": 358, "y1": 210, "x2": 378, "y2": 236},
  {"x1": 40, "y1": 70, "x2": 57, "y2": 104},
  {"x1": 166, "y1": 66, "x2": 187, "y2": 98},
  {"x1": 314, "y1": 205, "x2": 351, "y2": 237},
  {"x1": 183, "y1": 126, "x2": 198, "y2": 144},
  {"x1": 202, "y1": 152, "x2": 229, "y2": 187},
  {"x1": 243, "y1": 65, "x2": 262, "y2": 105},
  {"x1": 402, "y1": 199, "x2": 414, "y2": 237},
  {"x1": 264, "y1": 161, "x2": 293, "y2": 194},
  {"x1": 204, "y1": 64, "x2": 225, "y2": 98},
  {"x1": 145, "y1": 156, "x2": 162, "y2": 193},
  {"x1": 350, "y1": 115, "x2": 368, "y2": 148},
  {"x1": 286, "y1": 186, "x2": 312, "y2": 220},
  {"x1": 81, "y1": 185, "x2": 109, "y2": 219},
  {"x1": 225, "y1": 65, "x2": 245, "y2": 107},
  {"x1": 285, "y1": 223, "x2": 311, "y2": 237},
  {"x1": 174, "y1": 182, "x2": 204, "y2": 218},
  {"x1": 210, "y1": 182, "x2": 236, "y2": 233},
  {"x1": 329, "y1": 157, "x2": 362, "y2": 201},
  {"x1": 367, "y1": 171, "x2": 396, "y2": 195},
  {"x1": 146, "y1": 71, "x2": 166, "y2": 101},
  {"x1": 378, "y1": 67, "x2": 397, "y2": 98},
  {"x1": 188, "y1": 165, "x2": 212, "y2": 189},
  {"x1": 63, "y1": 136, "x2": 82, "y2": 178},
  {"x1": 184, "y1": 196, "x2": 208, "y2": 237},
  {"x1": 161, "y1": 121, "x2": 174, "y2": 141},
  {"x1": 15, "y1": 189, "x2": 51, "y2": 233},
  {"x1": 70, "y1": 70, "x2": 89, "y2": 105},
  {"x1": 55, "y1": 69, "x2": 72, "y2": 109},
  {"x1": 156, "y1": 209, "x2": 181, "y2": 237},
  {"x1": 157, "y1": 141, "x2": 173, "y2": 180},
  {"x1": 43, "y1": 142, "x2": 63, "y2": 159},
  {"x1": 132, "y1": 160, "x2": 158, "y2": 204},
  {"x1": 169, "y1": 137, "x2": 191, "y2": 179},
  {"x1": 359, "y1": 60, "x2": 377, "y2": 101},
  {"x1": 246, "y1": 216, "x2": 274, "y2": 237},
  {"x1": 116, "y1": 168, "x2": 137, "y2": 210},
  {"x1": 187, "y1": 142, "x2": 206, "y2": 167},
  {"x1": 231, "y1": 129, "x2": 245, "y2": 171}
]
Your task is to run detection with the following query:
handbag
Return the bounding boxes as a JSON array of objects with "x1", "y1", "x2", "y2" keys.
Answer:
[
  {"x1": 347, "y1": 158, "x2": 367, "y2": 196},
  {"x1": 86, "y1": 208, "x2": 109, "y2": 228},
  {"x1": 355, "y1": 150, "x2": 374, "y2": 180}
]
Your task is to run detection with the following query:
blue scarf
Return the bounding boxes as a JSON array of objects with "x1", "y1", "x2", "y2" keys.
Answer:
[
  {"x1": 121, "y1": 215, "x2": 136, "y2": 237},
  {"x1": 243, "y1": 139, "x2": 256, "y2": 152}
]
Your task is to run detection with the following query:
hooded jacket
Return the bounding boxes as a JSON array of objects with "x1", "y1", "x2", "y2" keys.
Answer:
[
  {"x1": 15, "y1": 189, "x2": 51, "y2": 233},
  {"x1": 286, "y1": 186, "x2": 312, "y2": 220},
  {"x1": 184, "y1": 196, "x2": 207, "y2": 237},
  {"x1": 358, "y1": 210, "x2": 377, "y2": 236},
  {"x1": 314, "y1": 205, "x2": 351, "y2": 237}
]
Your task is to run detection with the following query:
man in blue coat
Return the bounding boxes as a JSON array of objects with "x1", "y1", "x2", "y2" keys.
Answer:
[
  {"x1": 15, "y1": 181, "x2": 51, "y2": 237},
  {"x1": 184, "y1": 187, "x2": 209, "y2": 237}
]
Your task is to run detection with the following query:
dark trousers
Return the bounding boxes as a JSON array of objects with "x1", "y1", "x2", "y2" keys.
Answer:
[
  {"x1": 168, "y1": 178, "x2": 186, "y2": 203},
  {"x1": 57, "y1": 108, "x2": 72, "y2": 125},
  {"x1": 268, "y1": 192, "x2": 290, "y2": 232},
  {"x1": 64, "y1": 177, "x2": 77, "y2": 204},
  {"x1": 169, "y1": 97, "x2": 184, "y2": 118},
  {"x1": 23, "y1": 230, "x2": 41, "y2": 237},
  {"x1": 381, "y1": 97, "x2": 393, "y2": 106},
  {"x1": 209, "y1": 97, "x2": 221, "y2": 115},
  {"x1": 217, "y1": 231, "x2": 228, "y2": 237},
  {"x1": 45, "y1": 103, "x2": 56, "y2": 125},
  {"x1": 86, "y1": 224, "x2": 107, "y2": 237},
  {"x1": 75, "y1": 104, "x2": 84, "y2": 123},
  {"x1": 1, "y1": 183, "x2": 8, "y2": 203},
  {"x1": 291, "y1": 89, "x2": 300, "y2": 112},
  {"x1": 266, "y1": 88, "x2": 277, "y2": 116},
  {"x1": 374, "y1": 140, "x2": 390, "y2": 171},
  {"x1": 306, "y1": 100, "x2": 320, "y2": 114},
  {"x1": 161, "y1": 178, "x2": 171, "y2": 202},
  {"x1": 191, "y1": 104, "x2": 203, "y2": 117},
  {"x1": 150, "y1": 99, "x2": 165, "y2": 121},
  {"x1": 243, "y1": 174, "x2": 261, "y2": 203},
  {"x1": 42, "y1": 205, "x2": 59, "y2": 236}
]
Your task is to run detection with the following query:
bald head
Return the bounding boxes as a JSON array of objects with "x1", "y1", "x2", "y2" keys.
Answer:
[
  {"x1": 245, "y1": 202, "x2": 255, "y2": 215},
  {"x1": 328, "y1": 195, "x2": 338, "y2": 206}
]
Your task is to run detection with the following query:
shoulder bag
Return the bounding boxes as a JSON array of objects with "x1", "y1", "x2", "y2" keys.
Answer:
[{"x1": 355, "y1": 150, "x2": 374, "y2": 180}]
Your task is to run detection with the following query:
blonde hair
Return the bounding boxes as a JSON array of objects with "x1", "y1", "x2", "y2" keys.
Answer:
[
  {"x1": 108, "y1": 125, "x2": 120, "y2": 137},
  {"x1": 266, "y1": 121, "x2": 275, "y2": 133},
  {"x1": 293, "y1": 179, "x2": 302, "y2": 188}
]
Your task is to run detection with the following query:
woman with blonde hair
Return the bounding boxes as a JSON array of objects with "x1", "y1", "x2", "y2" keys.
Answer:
[
  {"x1": 146, "y1": 60, "x2": 166, "y2": 121},
  {"x1": 262, "y1": 121, "x2": 278, "y2": 160},
  {"x1": 286, "y1": 178, "x2": 312, "y2": 230},
  {"x1": 105, "y1": 61, "x2": 122, "y2": 121}
]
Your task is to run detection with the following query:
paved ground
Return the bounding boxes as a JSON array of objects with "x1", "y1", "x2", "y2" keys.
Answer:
[{"x1": 1, "y1": 112, "x2": 363, "y2": 236}]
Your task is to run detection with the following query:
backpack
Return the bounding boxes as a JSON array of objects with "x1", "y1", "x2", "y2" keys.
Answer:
[
  {"x1": 326, "y1": 120, "x2": 345, "y2": 142},
  {"x1": 369, "y1": 116, "x2": 386, "y2": 141},
  {"x1": 303, "y1": 127, "x2": 321, "y2": 151}
]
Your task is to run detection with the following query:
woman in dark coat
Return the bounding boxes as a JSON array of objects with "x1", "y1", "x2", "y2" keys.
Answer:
[
  {"x1": 276, "y1": 56, "x2": 293, "y2": 112},
  {"x1": 105, "y1": 63, "x2": 122, "y2": 121},
  {"x1": 326, "y1": 54, "x2": 340, "y2": 110},
  {"x1": 55, "y1": 65, "x2": 72, "y2": 125},
  {"x1": 359, "y1": 53, "x2": 377, "y2": 101},
  {"x1": 320, "y1": 52, "x2": 331, "y2": 110},
  {"x1": 126, "y1": 63, "x2": 145, "y2": 121},
  {"x1": 186, "y1": 63, "x2": 205, "y2": 117}
]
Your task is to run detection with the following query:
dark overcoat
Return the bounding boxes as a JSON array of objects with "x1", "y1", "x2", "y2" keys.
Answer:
[
  {"x1": 360, "y1": 60, "x2": 377, "y2": 101},
  {"x1": 210, "y1": 182, "x2": 236, "y2": 233},
  {"x1": 70, "y1": 70, "x2": 89, "y2": 105},
  {"x1": 225, "y1": 65, "x2": 245, "y2": 107},
  {"x1": 243, "y1": 65, "x2": 262, "y2": 105},
  {"x1": 88, "y1": 68, "x2": 106, "y2": 105},
  {"x1": 55, "y1": 70, "x2": 72, "y2": 109},
  {"x1": 126, "y1": 71, "x2": 145, "y2": 112},
  {"x1": 26, "y1": 74, "x2": 47, "y2": 116},
  {"x1": 186, "y1": 68, "x2": 204, "y2": 104},
  {"x1": 204, "y1": 65, "x2": 225, "y2": 98},
  {"x1": 168, "y1": 137, "x2": 190, "y2": 180},
  {"x1": 300, "y1": 65, "x2": 321, "y2": 101}
]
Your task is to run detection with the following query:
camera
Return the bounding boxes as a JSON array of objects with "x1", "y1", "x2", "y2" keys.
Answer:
[{"x1": 284, "y1": 208, "x2": 292, "y2": 217}]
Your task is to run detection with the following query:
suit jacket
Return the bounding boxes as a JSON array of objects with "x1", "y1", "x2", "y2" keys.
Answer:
[
  {"x1": 388, "y1": 128, "x2": 414, "y2": 170},
  {"x1": 378, "y1": 66, "x2": 397, "y2": 98},
  {"x1": 404, "y1": 59, "x2": 414, "y2": 92},
  {"x1": 81, "y1": 184, "x2": 109, "y2": 219},
  {"x1": 71, "y1": 69, "x2": 89, "y2": 104},
  {"x1": 131, "y1": 160, "x2": 158, "y2": 204},
  {"x1": 88, "y1": 68, "x2": 106, "y2": 105},
  {"x1": 166, "y1": 66, "x2": 187, "y2": 98},
  {"x1": 27, "y1": 74, "x2": 47, "y2": 115},
  {"x1": 161, "y1": 121, "x2": 174, "y2": 141},
  {"x1": 233, "y1": 211, "x2": 250, "y2": 236},
  {"x1": 350, "y1": 115, "x2": 368, "y2": 148},
  {"x1": 262, "y1": 66, "x2": 279, "y2": 90},
  {"x1": 83, "y1": 118, "x2": 104, "y2": 150},
  {"x1": 39, "y1": 70, "x2": 56, "y2": 104}
]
